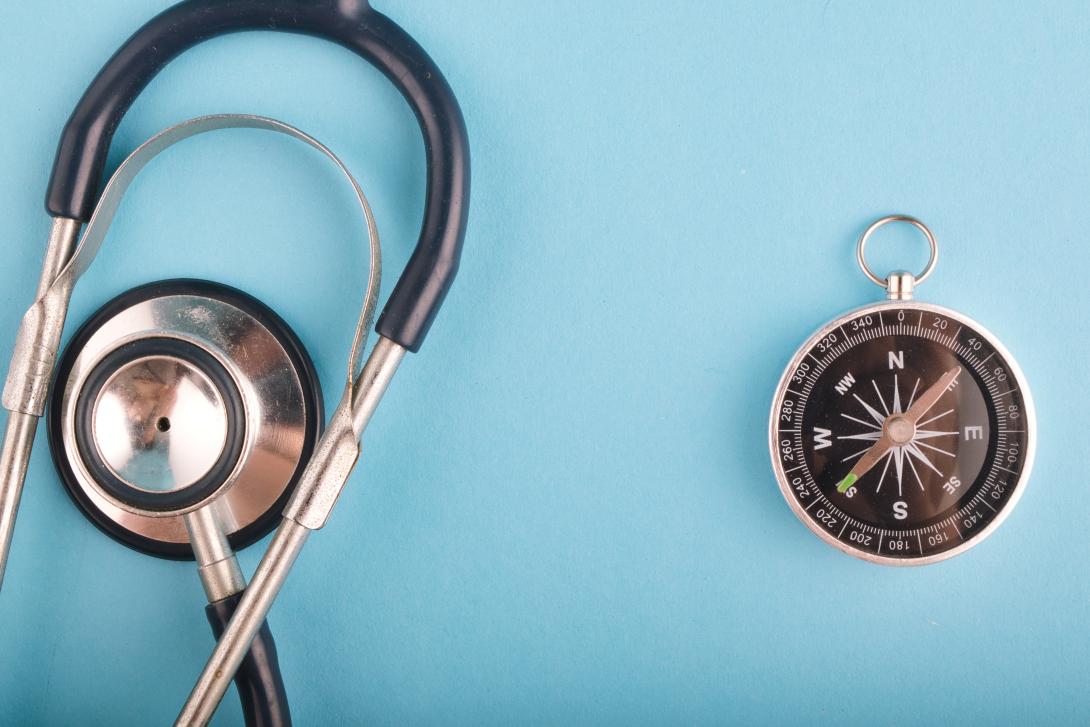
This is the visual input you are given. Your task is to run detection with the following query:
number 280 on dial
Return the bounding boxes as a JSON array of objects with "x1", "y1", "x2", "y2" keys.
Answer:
[{"x1": 769, "y1": 301, "x2": 1035, "y2": 565}]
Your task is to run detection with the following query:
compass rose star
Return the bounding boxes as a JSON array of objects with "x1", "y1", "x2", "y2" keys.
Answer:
[{"x1": 835, "y1": 367, "x2": 962, "y2": 495}]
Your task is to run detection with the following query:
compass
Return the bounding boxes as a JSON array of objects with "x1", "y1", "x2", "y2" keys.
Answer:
[{"x1": 769, "y1": 216, "x2": 1036, "y2": 565}]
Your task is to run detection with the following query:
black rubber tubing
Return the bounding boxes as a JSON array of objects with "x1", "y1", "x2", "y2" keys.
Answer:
[
  {"x1": 46, "y1": 0, "x2": 470, "y2": 352},
  {"x1": 206, "y1": 592, "x2": 292, "y2": 727}
]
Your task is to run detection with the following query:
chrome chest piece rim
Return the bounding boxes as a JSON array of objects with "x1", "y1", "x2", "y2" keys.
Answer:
[{"x1": 47, "y1": 280, "x2": 323, "y2": 559}]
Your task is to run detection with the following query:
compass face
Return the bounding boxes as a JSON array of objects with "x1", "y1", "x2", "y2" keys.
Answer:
[{"x1": 769, "y1": 301, "x2": 1035, "y2": 565}]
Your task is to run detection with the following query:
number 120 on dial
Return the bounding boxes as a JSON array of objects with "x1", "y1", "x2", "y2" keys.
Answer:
[{"x1": 770, "y1": 302, "x2": 1034, "y2": 565}]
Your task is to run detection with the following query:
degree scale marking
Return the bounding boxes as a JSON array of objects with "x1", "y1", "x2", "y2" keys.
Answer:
[{"x1": 774, "y1": 308, "x2": 1026, "y2": 551}]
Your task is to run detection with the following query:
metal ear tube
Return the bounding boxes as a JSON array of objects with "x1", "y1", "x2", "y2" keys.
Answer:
[{"x1": 0, "y1": 218, "x2": 82, "y2": 587}]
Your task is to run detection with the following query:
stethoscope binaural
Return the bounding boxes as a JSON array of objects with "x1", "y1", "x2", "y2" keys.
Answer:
[{"x1": 0, "y1": 2, "x2": 469, "y2": 726}]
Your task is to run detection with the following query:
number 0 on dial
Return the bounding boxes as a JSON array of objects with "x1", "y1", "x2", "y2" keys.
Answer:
[{"x1": 770, "y1": 300, "x2": 1035, "y2": 565}]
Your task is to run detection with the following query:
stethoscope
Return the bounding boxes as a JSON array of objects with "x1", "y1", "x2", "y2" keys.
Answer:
[{"x1": 0, "y1": 2, "x2": 469, "y2": 726}]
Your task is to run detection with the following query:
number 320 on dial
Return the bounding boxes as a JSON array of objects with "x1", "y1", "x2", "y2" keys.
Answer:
[{"x1": 769, "y1": 301, "x2": 1035, "y2": 565}]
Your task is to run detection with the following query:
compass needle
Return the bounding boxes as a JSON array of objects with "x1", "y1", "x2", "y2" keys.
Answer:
[
  {"x1": 905, "y1": 367, "x2": 962, "y2": 423},
  {"x1": 835, "y1": 424, "x2": 895, "y2": 492}
]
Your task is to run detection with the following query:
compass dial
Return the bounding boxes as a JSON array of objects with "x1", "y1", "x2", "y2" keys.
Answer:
[{"x1": 770, "y1": 301, "x2": 1035, "y2": 565}]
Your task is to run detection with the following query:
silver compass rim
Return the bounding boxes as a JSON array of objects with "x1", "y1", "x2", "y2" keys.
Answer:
[{"x1": 768, "y1": 298, "x2": 1037, "y2": 567}]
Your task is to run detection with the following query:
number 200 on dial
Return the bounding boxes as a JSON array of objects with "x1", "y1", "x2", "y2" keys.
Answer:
[{"x1": 769, "y1": 301, "x2": 1035, "y2": 565}]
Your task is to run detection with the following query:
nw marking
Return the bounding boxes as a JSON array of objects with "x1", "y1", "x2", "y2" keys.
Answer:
[{"x1": 834, "y1": 372, "x2": 857, "y2": 395}]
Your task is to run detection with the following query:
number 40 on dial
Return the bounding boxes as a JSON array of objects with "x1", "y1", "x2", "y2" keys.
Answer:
[{"x1": 769, "y1": 217, "x2": 1035, "y2": 565}]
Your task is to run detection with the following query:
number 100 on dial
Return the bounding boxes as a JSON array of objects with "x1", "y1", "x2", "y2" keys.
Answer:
[{"x1": 770, "y1": 301, "x2": 1034, "y2": 565}]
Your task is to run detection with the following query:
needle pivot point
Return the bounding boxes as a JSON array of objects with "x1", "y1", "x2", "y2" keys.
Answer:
[{"x1": 885, "y1": 415, "x2": 915, "y2": 445}]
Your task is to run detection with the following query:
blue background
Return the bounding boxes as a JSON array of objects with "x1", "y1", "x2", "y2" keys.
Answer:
[{"x1": 0, "y1": 1, "x2": 1084, "y2": 724}]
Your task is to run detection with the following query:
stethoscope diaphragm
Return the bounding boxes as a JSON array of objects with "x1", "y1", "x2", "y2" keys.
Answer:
[{"x1": 48, "y1": 279, "x2": 323, "y2": 559}]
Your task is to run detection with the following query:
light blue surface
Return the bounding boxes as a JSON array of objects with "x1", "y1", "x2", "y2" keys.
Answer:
[{"x1": 0, "y1": 1, "x2": 1084, "y2": 724}]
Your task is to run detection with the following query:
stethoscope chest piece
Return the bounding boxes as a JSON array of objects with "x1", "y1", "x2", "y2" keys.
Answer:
[{"x1": 48, "y1": 279, "x2": 323, "y2": 559}]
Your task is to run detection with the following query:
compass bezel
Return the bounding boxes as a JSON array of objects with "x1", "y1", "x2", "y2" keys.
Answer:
[{"x1": 768, "y1": 299, "x2": 1036, "y2": 566}]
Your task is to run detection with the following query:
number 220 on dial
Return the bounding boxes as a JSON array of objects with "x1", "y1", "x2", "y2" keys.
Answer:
[{"x1": 770, "y1": 301, "x2": 1035, "y2": 565}]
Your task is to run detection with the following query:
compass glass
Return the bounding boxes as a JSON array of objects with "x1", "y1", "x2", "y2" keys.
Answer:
[{"x1": 770, "y1": 302, "x2": 1033, "y2": 564}]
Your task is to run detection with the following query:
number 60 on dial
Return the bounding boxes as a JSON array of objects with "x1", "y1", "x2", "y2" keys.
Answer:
[{"x1": 769, "y1": 217, "x2": 1035, "y2": 565}]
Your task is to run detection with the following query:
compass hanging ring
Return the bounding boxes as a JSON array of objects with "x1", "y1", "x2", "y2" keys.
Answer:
[{"x1": 856, "y1": 215, "x2": 939, "y2": 296}]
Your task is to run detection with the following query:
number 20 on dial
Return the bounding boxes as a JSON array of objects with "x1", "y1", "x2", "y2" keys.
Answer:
[{"x1": 769, "y1": 217, "x2": 1035, "y2": 565}]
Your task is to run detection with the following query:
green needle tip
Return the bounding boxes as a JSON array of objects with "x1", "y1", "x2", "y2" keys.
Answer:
[{"x1": 836, "y1": 474, "x2": 858, "y2": 493}]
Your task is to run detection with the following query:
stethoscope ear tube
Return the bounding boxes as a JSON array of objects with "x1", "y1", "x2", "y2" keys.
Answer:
[
  {"x1": 206, "y1": 594, "x2": 292, "y2": 727},
  {"x1": 190, "y1": 506, "x2": 292, "y2": 727},
  {"x1": 46, "y1": 0, "x2": 469, "y2": 353}
]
